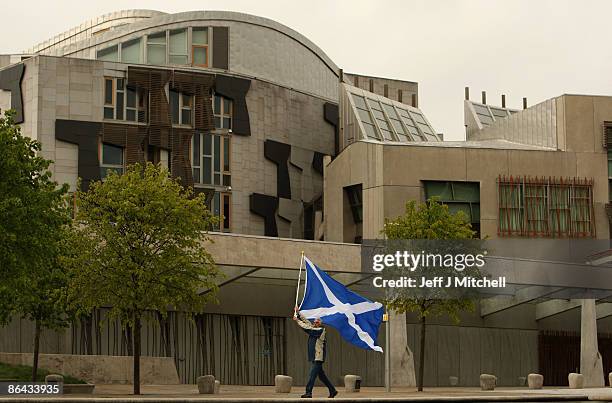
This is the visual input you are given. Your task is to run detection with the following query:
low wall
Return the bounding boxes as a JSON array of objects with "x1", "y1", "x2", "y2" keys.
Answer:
[{"x1": 0, "y1": 353, "x2": 179, "y2": 385}]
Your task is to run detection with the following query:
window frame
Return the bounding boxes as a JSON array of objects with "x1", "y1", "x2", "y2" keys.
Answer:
[
  {"x1": 170, "y1": 90, "x2": 194, "y2": 127},
  {"x1": 99, "y1": 142, "x2": 125, "y2": 179},
  {"x1": 213, "y1": 94, "x2": 233, "y2": 130},
  {"x1": 192, "y1": 27, "x2": 209, "y2": 67},
  {"x1": 103, "y1": 77, "x2": 148, "y2": 124},
  {"x1": 192, "y1": 132, "x2": 231, "y2": 187}
]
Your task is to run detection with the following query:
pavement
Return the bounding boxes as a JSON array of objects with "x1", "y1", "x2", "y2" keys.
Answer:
[{"x1": 3, "y1": 384, "x2": 612, "y2": 402}]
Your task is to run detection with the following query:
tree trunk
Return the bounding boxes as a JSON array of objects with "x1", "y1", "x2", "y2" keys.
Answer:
[
  {"x1": 133, "y1": 313, "x2": 141, "y2": 395},
  {"x1": 418, "y1": 315, "x2": 426, "y2": 392},
  {"x1": 31, "y1": 319, "x2": 41, "y2": 382}
]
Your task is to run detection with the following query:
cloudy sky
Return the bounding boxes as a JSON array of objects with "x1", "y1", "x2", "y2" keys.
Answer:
[{"x1": 2, "y1": 0, "x2": 611, "y2": 140}]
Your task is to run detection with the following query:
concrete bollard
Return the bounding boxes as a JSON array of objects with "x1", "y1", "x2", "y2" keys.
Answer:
[
  {"x1": 344, "y1": 375, "x2": 362, "y2": 392},
  {"x1": 274, "y1": 375, "x2": 292, "y2": 393},
  {"x1": 214, "y1": 380, "x2": 220, "y2": 394},
  {"x1": 45, "y1": 374, "x2": 64, "y2": 384},
  {"x1": 449, "y1": 376, "x2": 459, "y2": 386},
  {"x1": 518, "y1": 376, "x2": 526, "y2": 386},
  {"x1": 480, "y1": 374, "x2": 497, "y2": 391},
  {"x1": 197, "y1": 375, "x2": 216, "y2": 394},
  {"x1": 568, "y1": 373, "x2": 584, "y2": 389},
  {"x1": 609, "y1": 372, "x2": 612, "y2": 387},
  {"x1": 527, "y1": 373, "x2": 543, "y2": 389}
]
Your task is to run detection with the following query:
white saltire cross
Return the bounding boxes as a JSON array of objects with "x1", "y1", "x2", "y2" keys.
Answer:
[{"x1": 299, "y1": 257, "x2": 384, "y2": 352}]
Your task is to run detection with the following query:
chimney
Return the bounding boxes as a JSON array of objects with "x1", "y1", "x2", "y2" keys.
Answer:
[
  {"x1": 465, "y1": 87, "x2": 470, "y2": 101},
  {"x1": 481, "y1": 91, "x2": 487, "y2": 105},
  {"x1": 523, "y1": 97, "x2": 528, "y2": 110},
  {"x1": 501, "y1": 94, "x2": 506, "y2": 108}
]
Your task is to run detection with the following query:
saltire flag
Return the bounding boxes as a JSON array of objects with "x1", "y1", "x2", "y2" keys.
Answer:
[{"x1": 298, "y1": 256, "x2": 384, "y2": 352}]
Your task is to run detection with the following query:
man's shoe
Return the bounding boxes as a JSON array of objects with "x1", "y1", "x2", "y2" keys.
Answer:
[
  {"x1": 329, "y1": 390, "x2": 338, "y2": 398},
  {"x1": 301, "y1": 394, "x2": 312, "y2": 398}
]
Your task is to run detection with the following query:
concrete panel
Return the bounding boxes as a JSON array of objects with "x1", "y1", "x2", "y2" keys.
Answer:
[
  {"x1": 564, "y1": 95, "x2": 596, "y2": 153},
  {"x1": 0, "y1": 352, "x2": 179, "y2": 384}
]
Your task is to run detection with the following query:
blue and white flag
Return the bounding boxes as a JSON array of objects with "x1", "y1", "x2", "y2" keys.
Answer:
[{"x1": 298, "y1": 256, "x2": 384, "y2": 352}]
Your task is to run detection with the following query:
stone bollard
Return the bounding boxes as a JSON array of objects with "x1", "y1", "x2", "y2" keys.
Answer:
[
  {"x1": 449, "y1": 376, "x2": 459, "y2": 386},
  {"x1": 518, "y1": 376, "x2": 526, "y2": 386},
  {"x1": 45, "y1": 374, "x2": 64, "y2": 384},
  {"x1": 274, "y1": 375, "x2": 292, "y2": 393},
  {"x1": 568, "y1": 373, "x2": 584, "y2": 389},
  {"x1": 214, "y1": 380, "x2": 220, "y2": 394},
  {"x1": 344, "y1": 375, "x2": 362, "y2": 392},
  {"x1": 480, "y1": 374, "x2": 497, "y2": 391},
  {"x1": 609, "y1": 372, "x2": 612, "y2": 388},
  {"x1": 527, "y1": 373, "x2": 543, "y2": 389},
  {"x1": 197, "y1": 375, "x2": 216, "y2": 394}
]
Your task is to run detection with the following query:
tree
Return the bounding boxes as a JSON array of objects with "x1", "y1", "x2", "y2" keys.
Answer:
[
  {"x1": 0, "y1": 110, "x2": 72, "y2": 379},
  {"x1": 67, "y1": 163, "x2": 219, "y2": 394},
  {"x1": 382, "y1": 198, "x2": 478, "y2": 392},
  {"x1": 15, "y1": 226, "x2": 73, "y2": 381}
]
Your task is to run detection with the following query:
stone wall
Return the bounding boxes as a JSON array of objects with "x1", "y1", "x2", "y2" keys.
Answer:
[{"x1": 0, "y1": 352, "x2": 179, "y2": 385}]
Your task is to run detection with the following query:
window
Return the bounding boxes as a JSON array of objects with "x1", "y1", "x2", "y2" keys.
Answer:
[
  {"x1": 498, "y1": 176, "x2": 595, "y2": 238},
  {"x1": 397, "y1": 108, "x2": 425, "y2": 141},
  {"x1": 208, "y1": 191, "x2": 231, "y2": 232},
  {"x1": 192, "y1": 27, "x2": 209, "y2": 67},
  {"x1": 169, "y1": 29, "x2": 188, "y2": 64},
  {"x1": 367, "y1": 99, "x2": 393, "y2": 141},
  {"x1": 192, "y1": 132, "x2": 230, "y2": 187},
  {"x1": 382, "y1": 103, "x2": 409, "y2": 142},
  {"x1": 100, "y1": 143, "x2": 124, "y2": 179},
  {"x1": 345, "y1": 184, "x2": 363, "y2": 223},
  {"x1": 97, "y1": 45, "x2": 118, "y2": 62},
  {"x1": 104, "y1": 77, "x2": 148, "y2": 123},
  {"x1": 351, "y1": 95, "x2": 378, "y2": 139},
  {"x1": 147, "y1": 31, "x2": 167, "y2": 64},
  {"x1": 424, "y1": 181, "x2": 480, "y2": 237},
  {"x1": 170, "y1": 90, "x2": 193, "y2": 126},
  {"x1": 121, "y1": 38, "x2": 142, "y2": 63},
  {"x1": 213, "y1": 94, "x2": 233, "y2": 130}
]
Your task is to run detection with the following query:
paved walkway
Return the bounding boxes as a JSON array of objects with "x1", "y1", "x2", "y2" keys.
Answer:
[{"x1": 4, "y1": 384, "x2": 612, "y2": 401}]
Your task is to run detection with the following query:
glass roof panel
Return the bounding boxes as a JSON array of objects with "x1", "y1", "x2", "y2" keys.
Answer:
[{"x1": 347, "y1": 85, "x2": 439, "y2": 143}]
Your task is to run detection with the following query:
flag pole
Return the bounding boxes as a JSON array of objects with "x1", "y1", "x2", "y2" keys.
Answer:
[
  {"x1": 385, "y1": 307, "x2": 391, "y2": 392},
  {"x1": 294, "y1": 251, "x2": 305, "y2": 317}
]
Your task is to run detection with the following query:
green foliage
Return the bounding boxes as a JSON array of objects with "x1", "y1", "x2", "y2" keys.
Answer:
[
  {"x1": 382, "y1": 198, "x2": 475, "y2": 241},
  {"x1": 67, "y1": 162, "x2": 219, "y2": 324},
  {"x1": 381, "y1": 198, "x2": 477, "y2": 322},
  {"x1": 0, "y1": 110, "x2": 71, "y2": 325},
  {"x1": 0, "y1": 362, "x2": 86, "y2": 383}
]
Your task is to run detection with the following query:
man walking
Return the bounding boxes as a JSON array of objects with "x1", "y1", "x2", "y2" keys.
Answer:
[{"x1": 293, "y1": 306, "x2": 338, "y2": 398}]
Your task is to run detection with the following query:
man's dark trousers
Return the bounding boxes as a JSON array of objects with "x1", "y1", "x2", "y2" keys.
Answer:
[{"x1": 305, "y1": 361, "x2": 335, "y2": 395}]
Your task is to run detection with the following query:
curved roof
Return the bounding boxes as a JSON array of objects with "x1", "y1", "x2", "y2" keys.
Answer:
[
  {"x1": 26, "y1": 9, "x2": 166, "y2": 54},
  {"x1": 31, "y1": 9, "x2": 340, "y2": 76}
]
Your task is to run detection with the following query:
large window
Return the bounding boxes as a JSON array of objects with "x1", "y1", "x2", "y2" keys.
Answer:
[
  {"x1": 146, "y1": 31, "x2": 167, "y2": 65},
  {"x1": 104, "y1": 77, "x2": 148, "y2": 123},
  {"x1": 169, "y1": 29, "x2": 188, "y2": 64},
  {"x1": 213, "y1": 94, "x2": 233, "y2": 130},
  {"x1": 192, "y1": 27, "x2": 209, "y2": 67},
  {"x1": 192, "y1": 132, "x2": 231, "y2": 187},
  {"x1": 170, "y1": 90, "x2": 193, "y2": 127},
  {"x1": 97, "y1": 45, "x2": 118, "y2": 62},
  {"x1": 498, "y1": 176, "x2": 595, "y2": 238},
  {"x1": 100, "y1": 143, "x2": 124, "y2": 179},
  {"x1": 424, "y1": 181, "x2": 480, "y2": 237},
  {"x1": 121, "y1": 38, "x2": 142, "y2": 63}
]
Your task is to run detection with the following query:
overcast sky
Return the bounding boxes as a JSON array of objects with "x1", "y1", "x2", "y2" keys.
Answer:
[{"x1": 2, "y1": 0, "x2": 611, "y2": 141}]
